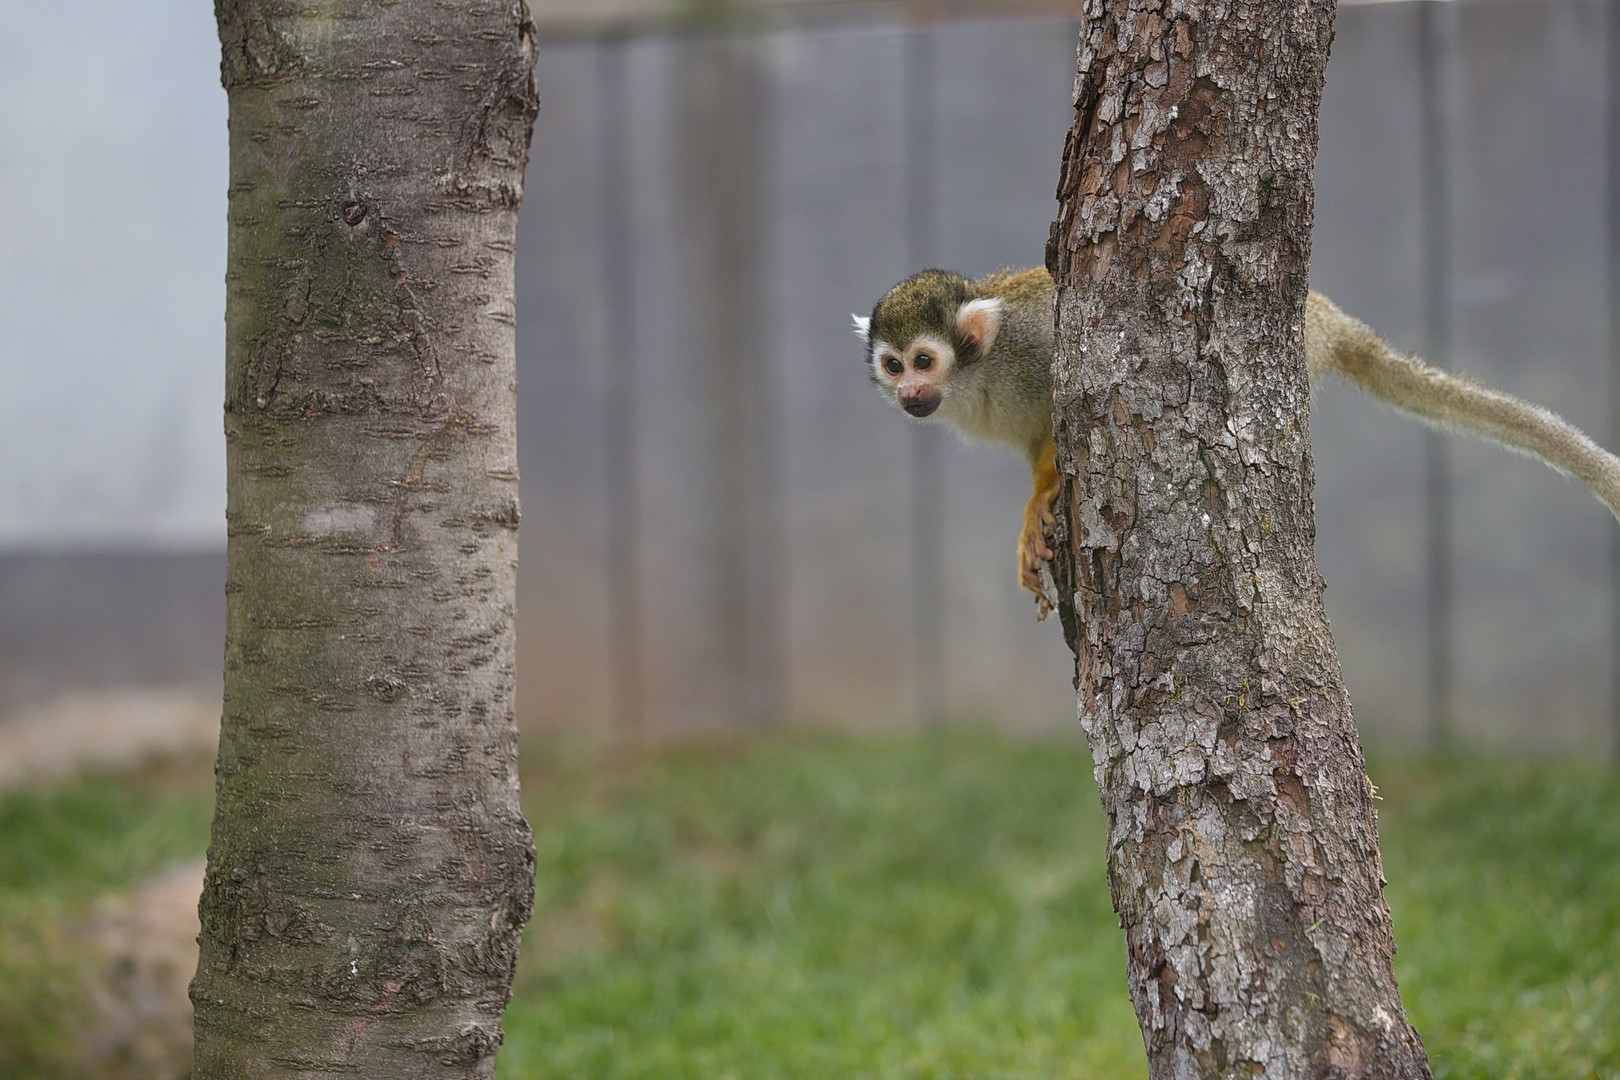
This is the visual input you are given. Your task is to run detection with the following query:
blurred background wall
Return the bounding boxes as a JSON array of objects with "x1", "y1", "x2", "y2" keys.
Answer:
[
  {"x1": 1, "y1": 0, "x2": 1615, "y2": 759},
  {"x1": 0, "y1": 0, "x2": 227, "y2": 741}
]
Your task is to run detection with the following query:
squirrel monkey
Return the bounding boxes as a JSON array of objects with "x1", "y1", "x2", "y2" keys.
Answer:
[{"x1": 854, "y1": 267, "x2": 1620, "y2": 620}]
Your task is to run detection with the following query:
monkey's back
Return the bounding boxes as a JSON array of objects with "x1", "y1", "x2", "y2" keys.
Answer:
[{"x1": 975, "y1": 266, "x2": 1054, "y2": 308}]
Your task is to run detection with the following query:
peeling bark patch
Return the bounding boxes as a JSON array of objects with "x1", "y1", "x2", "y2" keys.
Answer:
[
  {"x1": 196, "y1": 863, "x2": 320, "y2": 960},
  {"x1": 450, "y1": 8, "x2": 540, "y2": 207},
  {"x1": 473, "y1": 494, "x2": 522, "y2": 530},
  {"x1": 305, "y1": 504, "x2": 376, "y2": 535},
  {"x1": 1274, "y1": 767, "x2": 1310, "y2": 818},
  {"x1": 1328, "y1": 1015, "x2": 1367, "y2": 1075},
  {"x1": 242, "y1": 187, "x2": 439, "y2": 415},
  {"x1": 408, "y1": 1024, "x2": 504, "y2": 1066}
]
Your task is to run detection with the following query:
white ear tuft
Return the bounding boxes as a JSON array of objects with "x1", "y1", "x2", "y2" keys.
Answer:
[
  {"x1": 851, "y1": 314, "x2": 871, "y2": 342},
  {"x1": 955, "y1": 297, "x2": 1004, "y2": 353}
]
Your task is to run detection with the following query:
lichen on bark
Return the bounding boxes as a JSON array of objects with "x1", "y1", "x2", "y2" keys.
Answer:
[{"x1": 1044, "y1": 0, "x2": 1433, "y2": 1075}]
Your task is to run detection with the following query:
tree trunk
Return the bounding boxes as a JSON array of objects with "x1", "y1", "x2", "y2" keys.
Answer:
[
  {"x1": 193, "y1": 3, "x2": 538, "y2": 1075},
  {"x1": 1044, "y1": 2, "x2": 1432, "y2": 1076}
]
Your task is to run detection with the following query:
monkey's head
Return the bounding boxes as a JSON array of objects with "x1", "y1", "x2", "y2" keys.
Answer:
[{"x1": 852, "y1": 269, "x2": 1004, "y2": 422}]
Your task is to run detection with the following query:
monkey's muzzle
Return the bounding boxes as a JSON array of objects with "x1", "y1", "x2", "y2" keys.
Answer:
[{"x1": 900, "y1": 389, "x2": 941, "y2": 417}]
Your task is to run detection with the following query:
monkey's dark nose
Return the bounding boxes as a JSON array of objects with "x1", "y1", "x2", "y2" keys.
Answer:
[{"x1": 900, "y1": 390, "x2": 940, "y2": 417}]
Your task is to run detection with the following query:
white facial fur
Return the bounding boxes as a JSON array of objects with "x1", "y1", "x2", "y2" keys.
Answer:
[{"x1": 866, "y1": 333, "x2": 957, "y2": 419}]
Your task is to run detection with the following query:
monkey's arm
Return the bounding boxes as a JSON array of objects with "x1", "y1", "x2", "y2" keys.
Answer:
[
  {"x1": 1306, "y1": 291, "x2": 1620, "y2": 523},
  {"x1": 1019, "y1": 436, "x2": 1061, "y2": 620}
]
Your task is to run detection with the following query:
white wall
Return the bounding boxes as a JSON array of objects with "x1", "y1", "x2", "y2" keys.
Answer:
[{"x1": 0, "y1": 0, "x2": 227, "y2": 551}]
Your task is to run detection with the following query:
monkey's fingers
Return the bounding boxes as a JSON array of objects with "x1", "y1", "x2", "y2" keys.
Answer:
[
  {"x1": 1037, "y1": 506, "x2": 1057, "y2": 557},
  {"x1": 1021, "y1": 509, "x2": 1056, "y2": 563},
  {"x1": 1017, "y1": 527, "x2": 1056, "y2": 622},
  {"x1": 1017, "y1": 525, "x2": 1045, "y2": 581}
]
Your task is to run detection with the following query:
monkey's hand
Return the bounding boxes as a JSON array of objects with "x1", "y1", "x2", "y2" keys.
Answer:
[
  {"x1": 1018, "y1": 500, "x2": 1056, "y2": 620},
  {"x1": 1019, "y1": 438, "x2": 1061, "y2": 621}
]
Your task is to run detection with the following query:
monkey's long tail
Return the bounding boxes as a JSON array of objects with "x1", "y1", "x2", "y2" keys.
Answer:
[{"x1": 1305, "y1": 290, "x2": 1620, "y2": 525}]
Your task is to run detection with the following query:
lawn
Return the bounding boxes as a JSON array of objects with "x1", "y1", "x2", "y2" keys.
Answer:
[
  {"x1": 0, "y1": 733, "x2": 1615, "y2": 1078},
  {"x1": 0, "y1": 754, "x2": 215, "y2": 1077}
]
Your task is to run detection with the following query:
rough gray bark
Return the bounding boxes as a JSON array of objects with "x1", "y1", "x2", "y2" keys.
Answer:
[
  {"x1": 192, "y1": 3, "x2": 538, "y2": 1075},
  {"x1": 1044, "y1": 1, "x2": 1432, "y2": 1076}
]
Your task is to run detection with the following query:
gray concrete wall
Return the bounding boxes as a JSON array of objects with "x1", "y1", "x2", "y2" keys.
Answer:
[
  {"x1": 1312, "y1": 0, "x2": 1611, "y2": 749},
  {"x1": 3, "y1": 3, "x2": 1615, "y2": 752},
  {"x1": 513, "y1": 6, "x2": 1618, "y2": 746}
]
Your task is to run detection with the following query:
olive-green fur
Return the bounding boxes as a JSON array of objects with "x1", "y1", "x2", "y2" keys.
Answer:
[
  {"x1": 867, "y1": 270, "x2": 973, "y2": 353},
  {"x1": 866, "y1": 268, "x2": 1057, "y2": 461}
]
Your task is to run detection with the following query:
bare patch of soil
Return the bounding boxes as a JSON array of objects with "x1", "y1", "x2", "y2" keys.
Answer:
[{"x1": 78, "y1": 861, "x2": 203, "y2": 1079}]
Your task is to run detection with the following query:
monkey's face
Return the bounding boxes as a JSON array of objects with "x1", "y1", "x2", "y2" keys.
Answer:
[
  {"x1": 852, "y1": 287, "x2": 1004, "y2": 427},
  {"x1": 865, "y1": 332, "x2": 956, "y2": 419}
]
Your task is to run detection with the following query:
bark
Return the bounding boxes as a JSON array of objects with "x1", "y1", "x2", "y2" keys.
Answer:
[
  {"x1": 192, "y1": 3, "x2": 538, "y2": 1075},
  {"x1": 1044, "y1": 1, "x2": 1432, "y2": 1076}
]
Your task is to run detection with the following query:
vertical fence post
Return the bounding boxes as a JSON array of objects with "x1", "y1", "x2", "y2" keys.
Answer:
[
  {"x1": 671, "y1": 24, "x2": 777, "y2": 731},
  {"x1": 599, "y1": 37, "x2": 644, "y2": 737},
  {"x1": 905, "y1": 23, "x2": 945, "y2": 731},
  {"x1": 1420, "y1": 0, "x2": 1456, "y2": 753},
  {"x1": 1608, "y1": 0, "x2": 1620, "y2": 762},
  {"x1": 746, "y1": 30, "x2": 784, "y2": 729}
]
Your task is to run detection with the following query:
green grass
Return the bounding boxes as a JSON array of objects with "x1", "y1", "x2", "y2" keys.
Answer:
[
  {"x1": 0, "y1": 734, "x2": 1617, "y2": 1078},
  {"x1": 499, "y1": 737, "x2": 1620, "y2": 1079},
  {"x1": 1374, "y1": 758, "x2": 1620, "y2": 1080},
  {"x1": 0, "y1": 756, "x2": 214, "y2": 897},
  {"x1": 500, "y1": 735, "x2": 1141, "y2": 1080},
  {"x1": 0, "y1": 755, "x2": 216, "y2": 1077}
]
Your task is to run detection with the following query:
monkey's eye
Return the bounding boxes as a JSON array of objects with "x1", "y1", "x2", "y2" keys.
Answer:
[
  {"x1": 914, "y1": 353, "x2": 933, "y2": 370},
  {"x1": 884, "y1": 356, "x2": 903, "y2": 375}
]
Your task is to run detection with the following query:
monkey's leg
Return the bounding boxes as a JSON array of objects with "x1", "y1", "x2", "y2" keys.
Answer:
[{"x1": 1019, "y1": 437, "x2": 1061, "y2": 620}]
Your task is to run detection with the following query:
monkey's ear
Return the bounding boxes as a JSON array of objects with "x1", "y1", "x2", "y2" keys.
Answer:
[
  {"x1": 851, "y1": 314, "x2": 871, "y2": 342},
  {"x1": 955, "y1": 298, "x2": 1004, "y2": 359}
]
